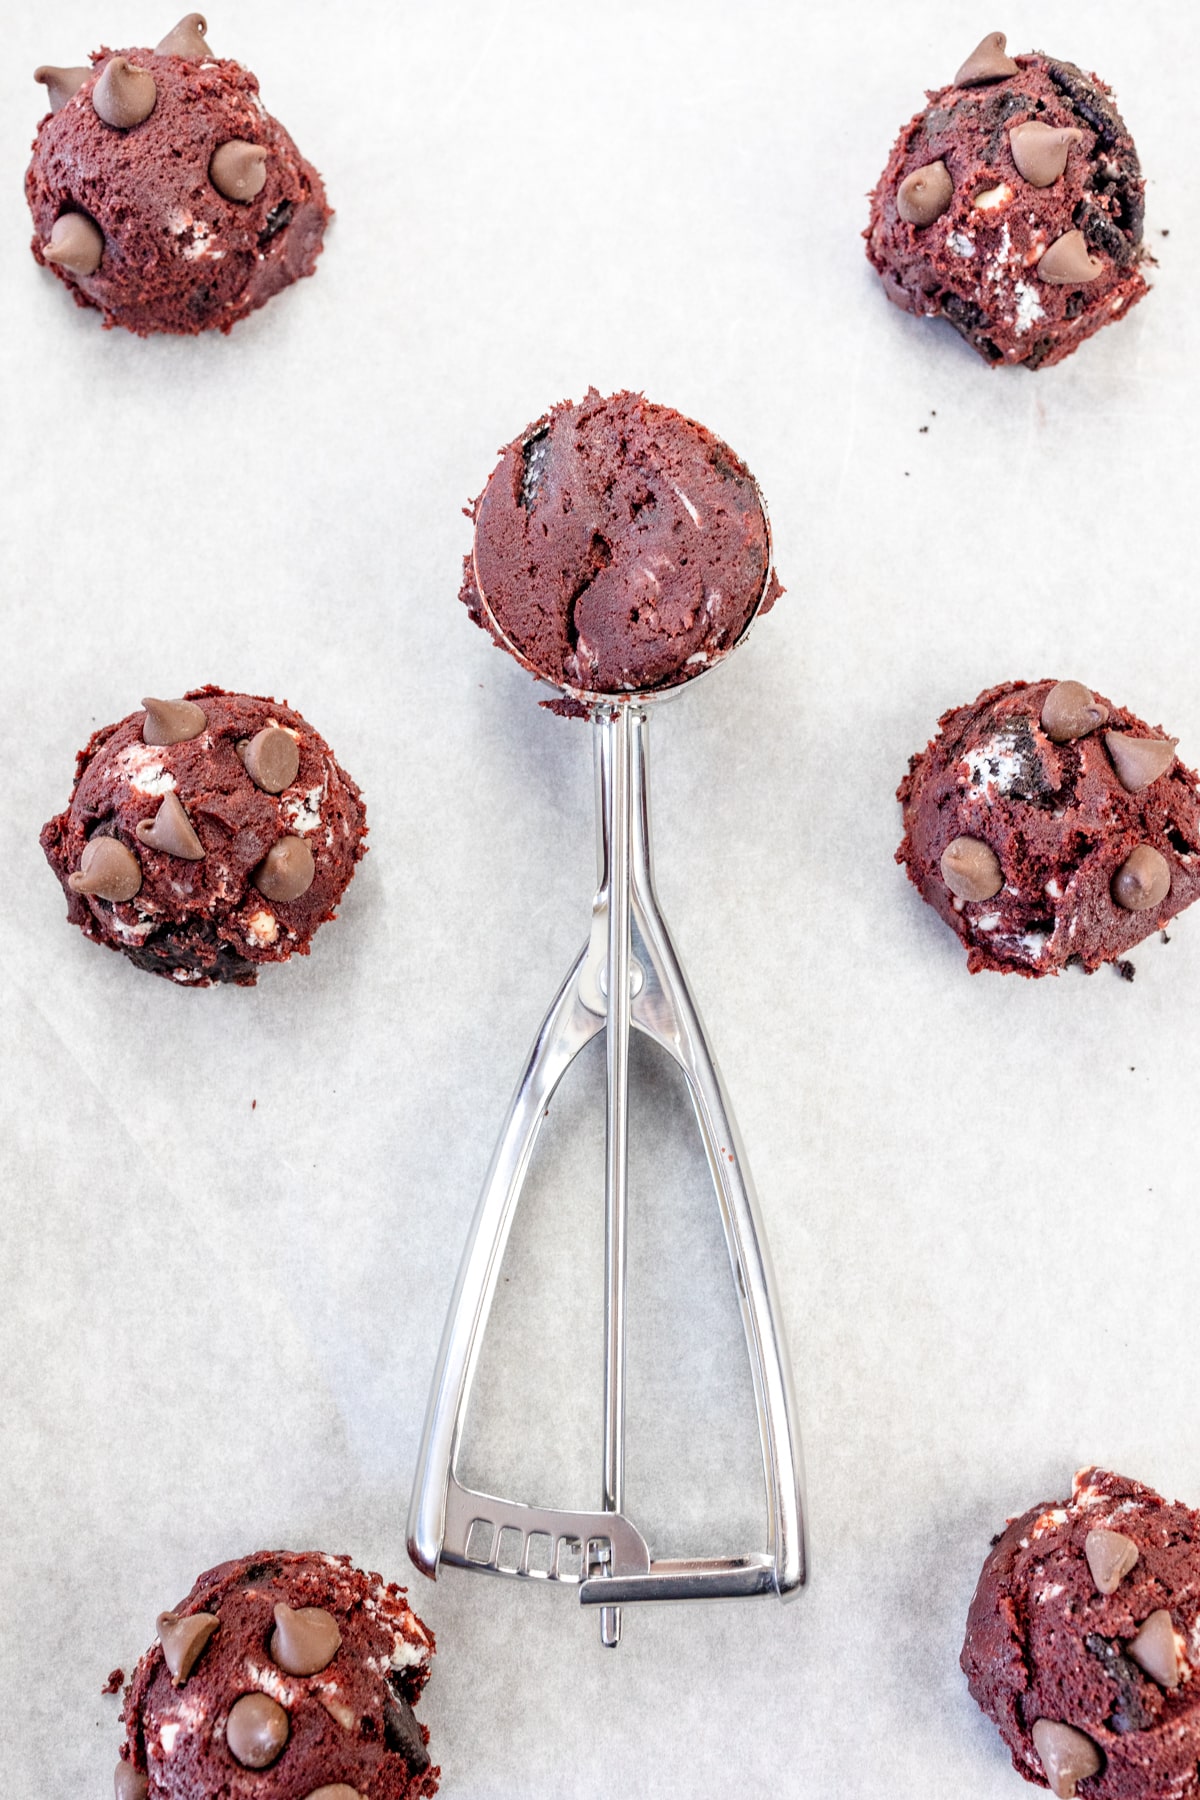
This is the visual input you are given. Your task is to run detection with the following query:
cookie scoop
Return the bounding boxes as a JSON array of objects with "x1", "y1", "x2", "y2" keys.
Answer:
[{"x1": 411, "y1": 392, "x2": 806, "y2": 1650}]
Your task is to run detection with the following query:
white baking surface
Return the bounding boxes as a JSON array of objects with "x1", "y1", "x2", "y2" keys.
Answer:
[{"x1": 1, "y1": 2, "x2": 1197, "y2": 1795}]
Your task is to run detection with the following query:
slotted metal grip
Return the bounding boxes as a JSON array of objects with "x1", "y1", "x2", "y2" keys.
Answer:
[{"x1": 406, "y1": 704, "x2": 808, "y2": 1631}]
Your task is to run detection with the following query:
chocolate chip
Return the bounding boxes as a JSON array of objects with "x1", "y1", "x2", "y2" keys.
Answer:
[
  {"x1": 210, "y1": 141, "x2": 269, "y2": 203},
  {"x1": 34, "y1": 65, "x2": 92, "y2": 112},
  {"x1": 44, "y1": 213, "x2": 103, "y2": 277},
  {"x1": 270, "y1": 1602, "x2": 341, "y2": 1676},
  {"x1": 66, "y1": 835, "x2": 140, "y2": 910},
  {"x1": 1085, "y1": 1527, "x2": 1139, "y2": 1594},
  {"x1": 897, "y1": 161, "x2": 954, "y2": 226},
  {"x1": 1040, "y1": 681, "x2": 1107, "y2": 743},
  {"x1": 303, "y1": 1788, "x2": 365, "y2": 1800},
  {"x1": 1031, "y1": 1719, "x2": 1103, "y2": 1798},
  {"x1": 226, "y1": 1692, "x2": 290, "y2": 1768},
  {"x1": 1038, "y1": 230, "x2": 1104, "y2": 285},
  {"x1": 135, "y1": 792, "x2": 204, "y2": 861},
  {"x1": 954, "y1": 31, "x2": 1020, "y2": 87},
  {"x1": 1128, "y1": 1609, "x2": 1181, "y2": 1688},
  {"x1": 1112, "y1": 845, "x2": 1171, "y2": 913},
  {"x1": 243, "y1": 727, "x2": 300, "y2": 794},
  {"x1": 155, "y1": 13, "x2": 212, "y2": 57},
  {"x1": 317, "y1": 1693, "x2": 358, "y2": 1731},
  {"x1": 92, "y1": 57, "x2": 156, "y2": 128},
  {"x1": 384, "y1": 1688, "x2": 431, "y2": 1772},
  {"x1": 68, "y1": 837, "x2": 143, "y2": 903},
  {"x1": 142, "y1": 697, "x2": 207, "y2": 746},
  {"x1": 114, "y1": 1763, "x2": 148, "y2": 1800},
  {"x1": 254, "y1": 837, "x2": 315, "y2": 902},
  {"x1": 1009, "y1": 122, "x2": 1083, "y2": 187},
  {"x1": 156, "y1": 1610, "x2": 218, "y2": 1685},
  {"x1": 1105, "y1": 731, "x2": 1177, "y2": 792},
  {"x1": 940, "y1": 835, "x2": 1003, "y2": 901}
]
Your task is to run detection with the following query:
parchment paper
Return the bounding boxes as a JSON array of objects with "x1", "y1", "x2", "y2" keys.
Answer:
[{"x1": 2, "y1": 3, "x2": 1197, "y2": 1795}]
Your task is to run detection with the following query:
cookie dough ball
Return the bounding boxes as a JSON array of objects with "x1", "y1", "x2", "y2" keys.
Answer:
[
  {"x1": 41, "y1": 687, "x2": 366, "y2": 986},
  {"x1": 459, "y1": 389, "x2": 781, "y2": 704},
  {"x1": 866, "y1": 32, "x2": 1147, "y2": 369},
  {"x1": 896, "y1": 679, "x2": 1200, "y2": 976},
  {"x1": 116, "y1": 1550, "x2": 438, "y2": 1800},
  {"x1": 962, "y1": 1469, "x2": 1200, "y2": 1798},
  {"x1": 27, "y1": 14, "x2": 329, "y2": 335}
]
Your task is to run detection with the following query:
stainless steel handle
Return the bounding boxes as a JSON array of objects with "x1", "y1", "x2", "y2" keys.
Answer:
[{"x1": 406, "y1": 704, "x2": 808, "y2": 1625}]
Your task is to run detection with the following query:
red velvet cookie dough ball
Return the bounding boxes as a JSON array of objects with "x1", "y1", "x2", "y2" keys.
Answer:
[
  {"x1": 896, "y1": 679, "x2": 1200, "y2": 976},
  {"x1": 27, "y1": 14, "x2": 330, "y2": 336},
  {"x1": 865, "y1": 32, "x2": 1147, "y2": 369},
  {"x1": 40, "y1": 687, "x2": 367, "y2": 987},
  {"x1": 459, "y1": 389, "x2": 781, "y2": 705},
  {"x1": 117, "y1": 1550, "x2": 438, "y2": 1800},
  {"x1": 962, "y1": 1469, "x2": 1200, "y2": 1799}
]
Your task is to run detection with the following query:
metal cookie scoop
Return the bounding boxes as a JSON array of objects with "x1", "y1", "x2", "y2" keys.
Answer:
[{"x1": 407, "y1": 490, "x2": 808, "y2": 1646}]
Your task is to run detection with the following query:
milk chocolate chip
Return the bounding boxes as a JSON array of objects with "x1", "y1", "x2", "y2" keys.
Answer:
[
  {"x1": 1128, "y1": 1609, "x2": 1181, "y2": 1688},
  {"x1": 69, "y1": 837, "x2": 143, "y2": 903},
  {"x1": 92, "y1": 57, "x2": 157, "y2": 128},
  {"x1": 1112, "y1": 845, "x2": 1171, "y2": 912},
  {"x1": 210, "y1": 141, "x2": 269, "y2": 202},
  {"x1": 255, "y1": 837, "x2": 315, "y2": 902},
  {"x1": 142, "y1": 697, "x2": 207, "y2": 746},
  {"x1": 135, "y1": 792, "x2": 204, "y2": 861},
  {"x1": 1105, "y1": 732, "x2": 1176, "y2": 792},
  {"x1": 226, "y1": 1692, "x2": 290, "y2": 1768},
  {"x1": 114, "y1": 1763, "x2": 149, "y2": 1800},
  {"x1": 155, "y1": 13, "x2": 212, "y2": 57},
  {"x1": 1038, "y1": 230, "x2": 1104, "y2": 285},
  {"x1": 954, "y1": 31, "x2": 1020, "y2": 87},
  {"x1": 318, "y1": 1693, "x2": 358, "y2": 1732},
  {"x1": 940, "y1": 836, "x2": 1003, "y2": 902},
  {"x1": 243, "y1": 727, "x2": 300, "y2": 794},
  {"x1": 157, "y1": 1610, "x2": 218, "y2": 1685},
  {"x1": 1040, "y1": 681, "x2": 1107, "y2": 743},
  {"x1": 1031, "y1": 1719, "x2": 1103, "y2": 1798},
  {"x1": 896, "y1": 161, "x2": 954, "y2": 227},
  {"x1": 270, "y1": 1602, "x2": 341, "y2": 1676},
  {"x1": 1009, "y1": 121, "x2": 1083, "y2": 187},
  {"x1": 34, "y1": 65, "x2": 92, "y2": 112},
  {"x1": 1085, "y1": 1528, "x2": 1139, "y2": 1595},
  {"x1": 44, "y1": 213, "x2": 103, "y2": 277}
]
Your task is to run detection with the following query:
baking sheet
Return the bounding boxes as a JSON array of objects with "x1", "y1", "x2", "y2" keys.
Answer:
[{"x1": 2, "y1": 2, "x2": 1198, "y2": 1794}]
